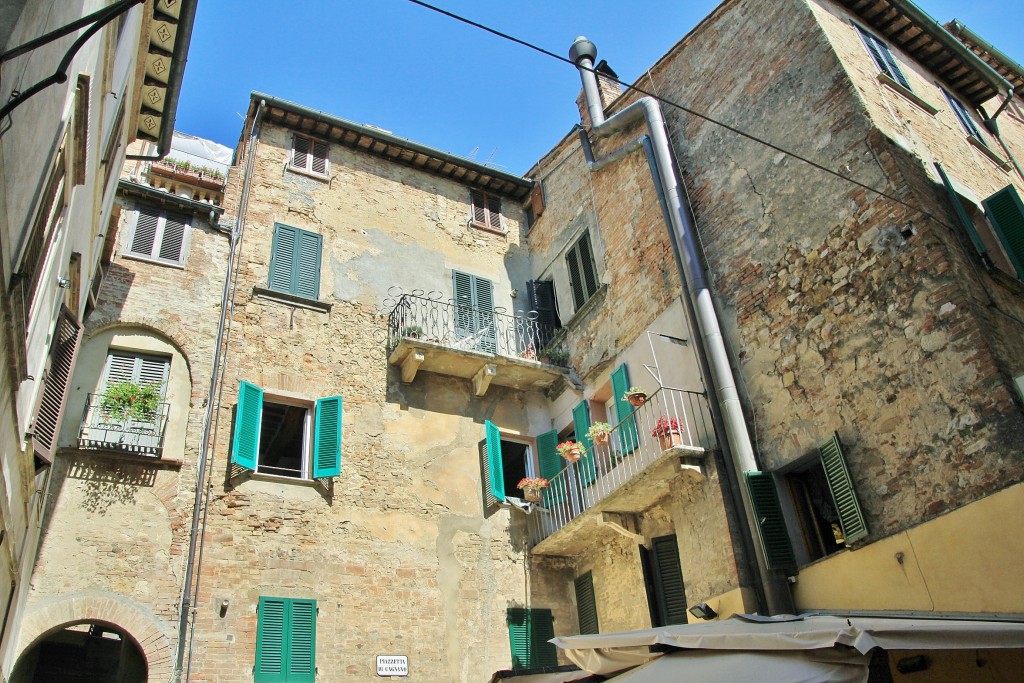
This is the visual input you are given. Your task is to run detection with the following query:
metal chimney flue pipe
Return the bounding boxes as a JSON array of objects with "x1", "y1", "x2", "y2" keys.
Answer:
[{"x1": 570, "y1": 37, "x2": 794, "y2": 615}]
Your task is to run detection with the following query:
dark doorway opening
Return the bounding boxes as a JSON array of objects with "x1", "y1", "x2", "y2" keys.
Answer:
[{"x1": 11, "y1": 622, "x2": 147, "y2": 683}]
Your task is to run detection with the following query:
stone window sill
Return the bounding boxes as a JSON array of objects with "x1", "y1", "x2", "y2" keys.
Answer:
[
  {"x1": 252, "y1": 286, "x2": 332, "y2": 313},
  {"x1": 564, "y1": 283, "x2": 608, "y2": 330},
  {"x1": 470, "y1": 220, "x2": 507, "y2": 237},
  {"x1": 122, "y1": 252, "x2": 186, "y2": 270},
  {"x1": 877, "y1": 73, "x2": 939, "y2": 115},
  {"x1": 287, "y1": 165, "x2": 330, "y2": 182},
  {"x1": 967, "y1": 135, "x2": 1012, "y2": 171}
]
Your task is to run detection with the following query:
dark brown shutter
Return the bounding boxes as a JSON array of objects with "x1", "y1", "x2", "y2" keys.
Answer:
[
  {"x1": 293, "y1": 135, "x2": 310, "y2": 170},
  {"x1": 529, "y1": 182, "x2": 545, "y2": 219},
  {"x1": 487, "y1": 194, "x2": 502, "y2": 230},
  {"x1": 311, "y1": 140, "x2": 329, "y2": 175},
  {"x1": 32, "y1": 308, "x2": 82, "y2": 462},
  {"x1": 471, "y1": 190, "x2": 487, "y2": 225}
]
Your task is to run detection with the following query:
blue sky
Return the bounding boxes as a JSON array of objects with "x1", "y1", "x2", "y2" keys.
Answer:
[{"x1": 175, "y1": 0, "x2": 1022, "y2": 175}]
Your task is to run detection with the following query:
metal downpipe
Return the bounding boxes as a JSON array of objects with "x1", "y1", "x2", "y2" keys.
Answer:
[{"x1": 570, "y1": 37, "x2": 793, "y2": 614}]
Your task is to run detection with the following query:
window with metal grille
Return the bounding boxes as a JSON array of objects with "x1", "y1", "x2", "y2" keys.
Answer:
[
  {"x1": 854, "y1": 24, "x2": 911, "y2": 90},
  {"x1": 470, "y1": 190, "x2": 503, "y2": 232},
  {"x1": 231, "y1": 381, "x2": 342, "y2": 480},
  {"x1": 127, "y1": 206, "x2": 189, "y2": 265},
  {"x1": 268, "y1": 223, "x2": 323, "y2": 300},
  {"x1": 941, "y1": 88, "x2": 983, "y2": 139},
  {"x1": 256, "y1": 597, "x2": 316, "y2": 683},
  {"x1": 290, "y1": 134, "x2": 329, "y2": 177},
  {"x1": 565, "y1": 230, "x2": 600, "y2": 312}
]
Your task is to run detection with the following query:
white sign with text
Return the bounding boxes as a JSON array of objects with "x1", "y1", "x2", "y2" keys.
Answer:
[{"x1": 376, "y1": 655, "x2": 409, "y2": 677}]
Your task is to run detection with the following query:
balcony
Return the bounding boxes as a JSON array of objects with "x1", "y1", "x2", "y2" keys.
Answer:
[
  {"x1": 386, "y1": 293, "x2": 569, "y2": 395},
  {"x1": 148, "y1": 159, "x2": 226, "y2": 190},
  {"x1": 78, "y1": 394, "x2": 170, "y2": 457},
  {"x1": 528, "y1": 387, "x2": 717, "y2": 555}
]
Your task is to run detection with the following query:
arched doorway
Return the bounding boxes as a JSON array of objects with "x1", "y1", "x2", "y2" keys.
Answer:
[{"x1": 10, "y1": 622, "x2": 147, "y2": 683}]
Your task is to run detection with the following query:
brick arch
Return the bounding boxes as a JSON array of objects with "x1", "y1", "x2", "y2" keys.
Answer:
[
  {"x1": 13, "y1": 593, "x2": 173, "y2": 681},
  {"x1": 85, "y1": 316, "x2": 199, "y2": 381}
]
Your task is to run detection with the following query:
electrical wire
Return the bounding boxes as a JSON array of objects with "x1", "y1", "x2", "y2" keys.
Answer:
[
  {"x1": 404, "y1": 0, "x2": 959, "y2": 231},
  {"x1": 404, "y1": 0, "x2": 1024, "y2": 330}
]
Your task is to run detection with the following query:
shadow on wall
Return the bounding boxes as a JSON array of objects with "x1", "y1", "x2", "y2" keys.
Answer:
[
  {"x1": 64, "y1": 458, "x2": 157, "y2": 514},
  {"x1": 385, "y1": 365, "x2": 529, "y2": 424}
]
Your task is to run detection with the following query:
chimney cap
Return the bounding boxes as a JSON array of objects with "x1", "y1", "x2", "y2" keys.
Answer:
[{"x1": 569, "y1": 36, "x2": 597, "y2": 65}]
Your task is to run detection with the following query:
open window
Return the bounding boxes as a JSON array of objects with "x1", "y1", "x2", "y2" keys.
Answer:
[
  {"x1": 231, "y1": 382, "x2": 342, "y2": 480},
  {"x1": 746, "y1": 433, "x2": 868, "y2": 569},
  {"x1": 470, "y1": 190, "x2": 502, "y2": 232},
  {"x1": 480, "y1": 421, "x2": 536, "y2": 510}
]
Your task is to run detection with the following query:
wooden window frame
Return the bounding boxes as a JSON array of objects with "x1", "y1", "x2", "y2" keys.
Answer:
[
  {"x1": 941, "y1": 87, "x2": 984, "y2": 140},
  {"x1": 125, "y1": 205, "x2": 190, "y2": 266},
  {"x1": 470, "y1": 190, "x2": 504, "y2": 233},
  {"x1": 853, "y1": 23, "x2": 912, "y2": 91},
  {"x1": 230, "y1": 381, "x2": 343, "y2": 481},
  {"x1": 289, "y1": 134, "x2": 329, "y2": 178}
]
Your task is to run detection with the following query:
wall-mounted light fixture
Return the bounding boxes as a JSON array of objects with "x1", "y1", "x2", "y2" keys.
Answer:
[
  {"x1": 56, "y1": 276, "x2": 72, "y2": 289},
  {"x1": 687, "y1": 602, "x2": 718, "y2": 620},
  {"x1": 219, "y1": 599, "x2": 230, "y2": 617}
]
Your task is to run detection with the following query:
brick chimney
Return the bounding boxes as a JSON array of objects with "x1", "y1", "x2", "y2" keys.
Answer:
[{"x1": 576, "y1": 60, "x2": 624, "y2": 128}]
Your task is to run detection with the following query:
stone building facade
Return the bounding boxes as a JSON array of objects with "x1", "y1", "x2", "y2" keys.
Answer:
[
  {"x1": 9, "y1": 133, "x2": 230, "y2": 681},
  {"x1": 0, "y1": 1, "x2": 198, "y2": 676},
  {"x1": 9, "y1": 0, "x2": 1024, "y2": 681}
]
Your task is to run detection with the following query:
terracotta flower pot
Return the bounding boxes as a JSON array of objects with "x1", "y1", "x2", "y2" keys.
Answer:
[
  {"x1": 561, "y1": 447, "x2": 582, "y2": 463},
  {"x1": 592, "y1": 432, "x2": 610, "y2": 446},
  {"x1": 522, "y1": 486, "x2": 542, "y2": 503},
  {"x1": 627, "y1": 392, "x2": 647, "y2": 407},
  {"x1": 658, "y1": 431, "x2": 684, "y2": 451}
]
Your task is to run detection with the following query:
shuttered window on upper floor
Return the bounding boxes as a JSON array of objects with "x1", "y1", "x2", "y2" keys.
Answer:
[
  {"x1": 507, "y1": 607, "x2": 557, "y2": 670},
  {"x1": 565, "y1": 230, "x2": 600, "y2": 313},
  {"x1": 32, "y1": 308, "x2": 81, "y2": 463},
  {"x1": 269, "y1": 223, "x2": 323, "y2": 300},
  {"x1": 290, "y1": 134, "x2": 329, "y2": 177},
  {"x1": 854, "y1": 23, "x2": 911, "y2": 91},
  {"x1": 470, "y1": 190, "x2": 503, "y2": 232},
  {"x1": 982, "y1": 185, "x2": 1024, "y2": 281},
  {"x1": 127, "y1": 206, "x2": 189, "y2": 265},
  {"x1": 941, "y1": 88, "x2": 983, "y2": 139}
]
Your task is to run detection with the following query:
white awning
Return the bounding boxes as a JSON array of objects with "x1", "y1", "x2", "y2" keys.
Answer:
[
  {"x1": 606, "y1": 649, "x2": 869, "y2": 683},
  {"x1": 551, "y1": 614, "x2": 1024, "y2": 676}
]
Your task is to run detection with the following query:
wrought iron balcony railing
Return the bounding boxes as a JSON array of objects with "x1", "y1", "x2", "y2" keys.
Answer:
[
  {"x1": 528, "y1": 387, "x2": 716, "y2": 546},
  {"x1": 387, "y1": 293, "x2": 568, "y2": 366},
  {"x1": 78, "y1": 393, "x2": 171, "y2": 456}
]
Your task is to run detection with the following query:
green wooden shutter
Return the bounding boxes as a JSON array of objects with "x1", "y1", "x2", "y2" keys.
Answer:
[
  {"x1": 474, "y1": 275, "x2": 497, "y2": 353},
  {"x1": 565, "y1": 241, "x2": 586, "y2": 310},
  {"x1": 610, "y1": 364, "x2": 639, "y2": 452},
  {"x1": 574, "y1": 572, "x2": 599, "y2": 634},
  {"x1": 158, "y1": 213, "x2": 188, "y2": 262},
  {"x1": 294, "y1": 229, "x2": 322, "y2": 299},
  {"x1": 485, "y1": 420, "x2": 505, "y2": 502},
  {"x1": 818, "y1": 433, "x2": 868, "y2": 545},
  {"x1": 537, "y1": 429, "x2": 564, "y2": 506},
  {"x1": 231, "y1": 381, "x2": 263, "y2": 471},
  {"x1": 651, "y1": 535, "x2": 687, "y2": 626},
  {"x1": 577, "y1": 231, "x2": 600, "y2": 299},
  {"x1": 507, "y1": 608, "x2": 557, "y2": 670},
  {"x1": 453, "y1": 270, "x2": 475, "y2": 339},
  {"x1": 573, "y1": 401, "x2": 596, "y2": 486},
  {"x1": 313, "y1": 396, "x2": 342, "y2": 478},
  {"x1": 287, "y1": 599, "x2": 316, "y2": 682},
  {"x1": 255, "y1": 597, "x2": 287, "y2": 681},
  {"x1": 935, "y1": 164, "x2": 988, "y2": 257},
  {"x1": 983, "y1": 185, "x2": 1024, "y2": 279},
  {"x1": 744, "y1": 471, "x2": 796, "y2": 570},
  {"x1": 269, "y1": 223, "x2": 297, "y2": 293}
]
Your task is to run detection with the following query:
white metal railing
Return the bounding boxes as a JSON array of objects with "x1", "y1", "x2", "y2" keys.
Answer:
[{"x1": 529, "y1": 387, "x2": 716, "y2": 545}]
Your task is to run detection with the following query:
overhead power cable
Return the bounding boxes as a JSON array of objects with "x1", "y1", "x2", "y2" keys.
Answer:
[
  {"x1": 404, "y1": 0, "x2": 1024, "y2": 329},
  {"x1": 404, "y1": 0, "x2": 949, "y2": 227}
]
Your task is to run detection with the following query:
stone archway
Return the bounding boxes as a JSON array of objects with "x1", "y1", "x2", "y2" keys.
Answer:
[{"x1": 12, "y1": 595, "x2": 173, "y2": 682}]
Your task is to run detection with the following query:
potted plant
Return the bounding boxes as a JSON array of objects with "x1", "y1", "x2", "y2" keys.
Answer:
[
  {"x1": 402, "y1": 325, "x2": 424, "y2": 339},
  {"x1": 651, "y1": 416, "x2": 685, "y2": 451},
  {"x1": 101, "y1": 380, "x2": 163, "y2": 422},
  {"x1": 556, "y1": 440, "x2": 583, "y2": 462},
  {"x1": 520, "y1": 343, "x2": 537, "y2": 361},
  {"x1": 623, "y1": 386, "x2": 647, "y2": 407},
  {"x1": 539, "y1": 347, "x2": 569, "y2": 366},
  {"x1": 587, "y1": 422, "x2": 613, "y2": 446},
  {"x1": 517, "y1": 476, "x2": 549, "y2": 503}
]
